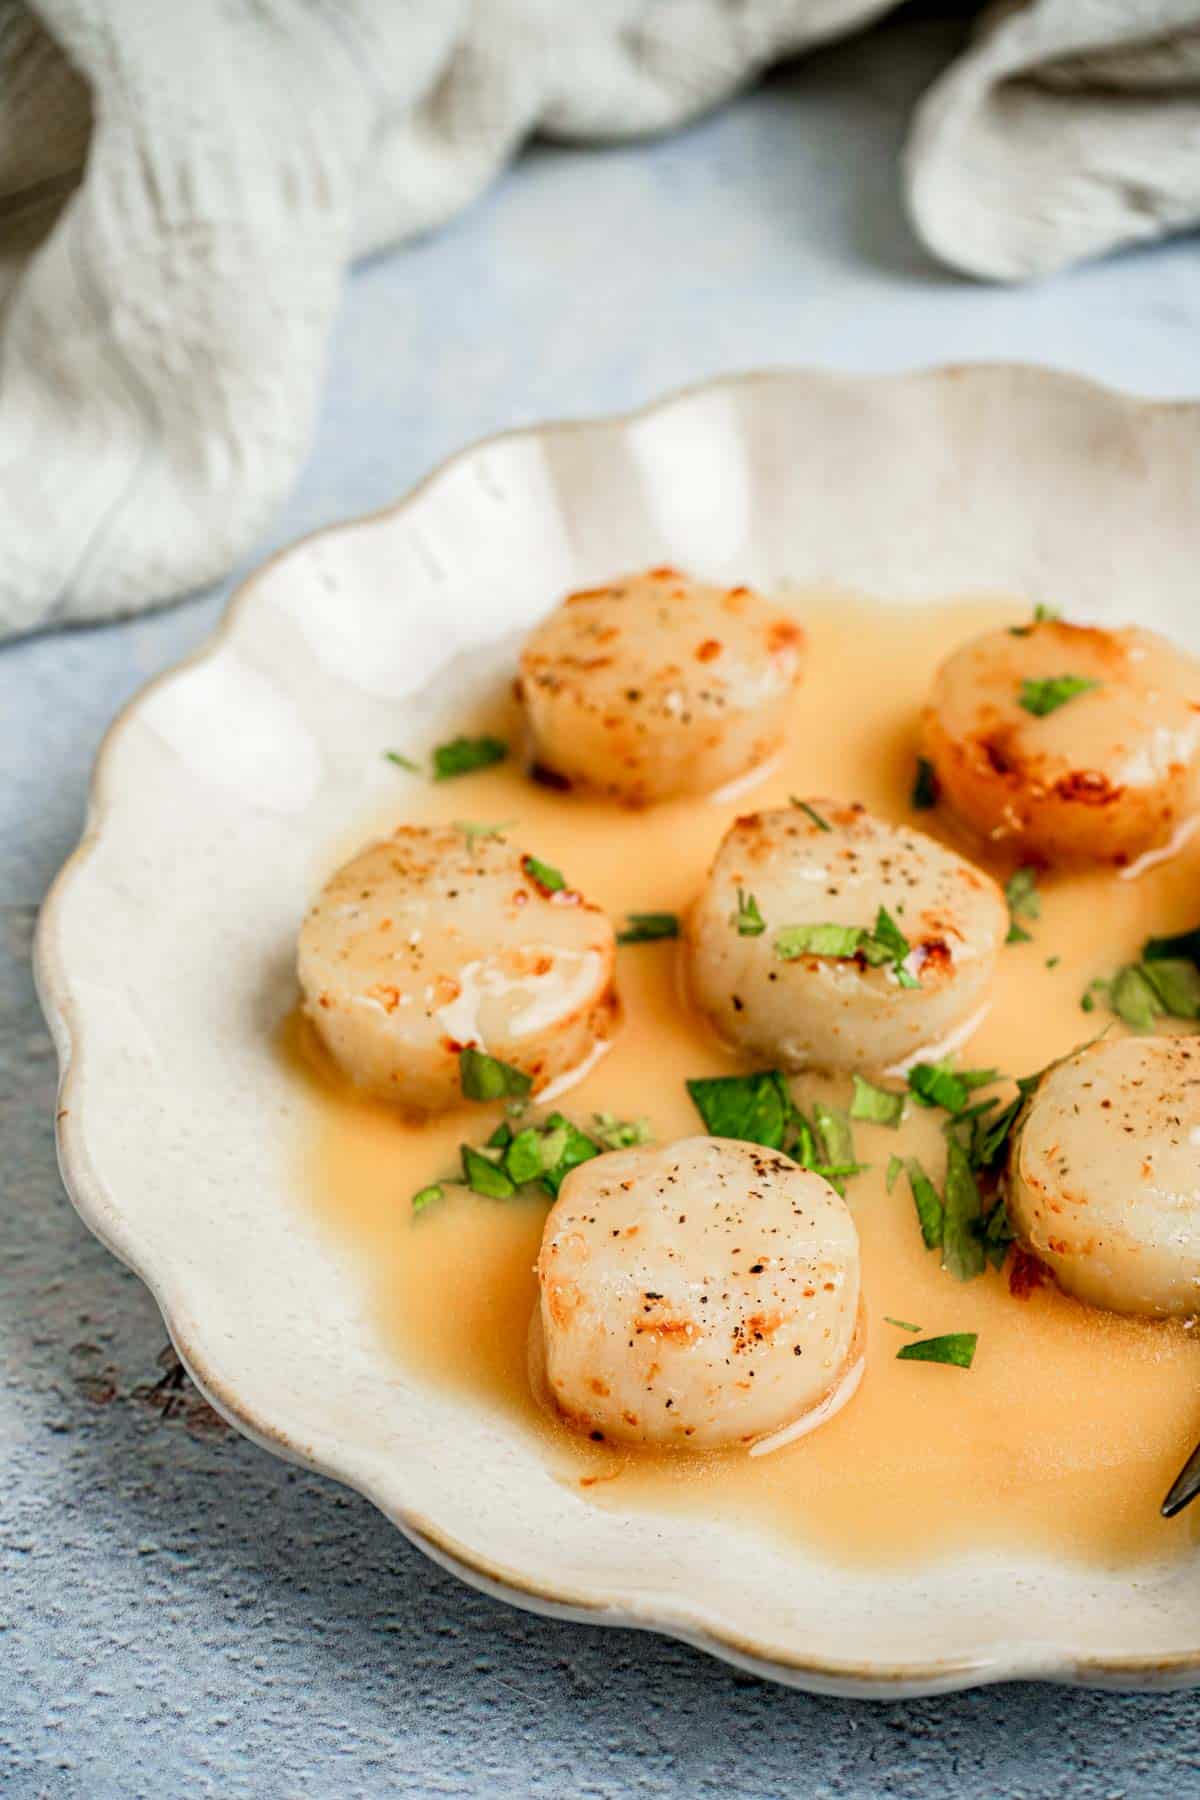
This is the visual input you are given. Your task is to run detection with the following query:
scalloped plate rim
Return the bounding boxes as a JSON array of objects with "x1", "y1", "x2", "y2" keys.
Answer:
[{"x1": 33, "y1": 362, "x2": 1200, "y2": 1698}]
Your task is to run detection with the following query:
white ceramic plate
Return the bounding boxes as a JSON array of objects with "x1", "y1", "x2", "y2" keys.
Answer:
[{"x1": 37, "y1": 366, "x2": 1200, "y2": 1698}]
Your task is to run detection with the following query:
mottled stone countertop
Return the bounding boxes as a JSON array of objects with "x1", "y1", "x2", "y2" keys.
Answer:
[{"x1": 5, "y1": 17, "x2": 1200, "y2": 1797}]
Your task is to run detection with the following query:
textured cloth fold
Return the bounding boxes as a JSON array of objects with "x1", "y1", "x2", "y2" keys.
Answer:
[{"x1": 1, "y1": 0, "x2": 1198, "y2": 638}]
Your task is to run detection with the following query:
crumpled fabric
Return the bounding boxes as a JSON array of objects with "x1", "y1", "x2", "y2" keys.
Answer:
[{"x1": 1, "y1": 0, "x2": 1197, "y2": 638}]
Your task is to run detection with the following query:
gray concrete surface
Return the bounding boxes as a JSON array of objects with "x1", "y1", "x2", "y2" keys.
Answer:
[{"x1": 5, "y1": 16, "x2": 1200, "y2": 1796}]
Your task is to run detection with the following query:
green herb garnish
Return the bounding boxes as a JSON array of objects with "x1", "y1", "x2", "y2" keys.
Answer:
[
  {"x1": 940, "y1": 1137, "x2": 985, "y2": 1282},
  {"x1": 1004, "y1": 866, "x2": 1041, "y2": 944},
  {"x1": 459, "y1": 1047, "x2": 532, "y2": 1102},
  {"x1": 411, "y1": 1183, "x2": 443, "y2": 1213},
  {"x1": 1009, "y1": 603, "x2": 1060, "y2": 638},
  {"x1": 592, "y1": 1113, "x2": 653, "y2": 1151},
  {"x1": 433, "y1": 735, "x2": 508, "y2": 780},
  {"x1": 911, "y1": 756, "x2": 939, "y2": 810},
  {"x1": 885, "y1": 1153, "x2": 904, "y2": 1193},
  {"x1": 904, "y1": 1158, "x2": 945, "y2": 1250},
  {"x1": 884, "y1": 1316, "x2": 921, "y2": 1333},
  {"x1": 775, "y1": 906, "x2": 917, "y2": 988},
  {"x1": 384, "y1": 749, "x2": 420, "y2": 772},
  {"x1": 460, "y1": 1143, "x2": 516, "y2": 1199},
  {"x1": 732, "y1": 889, "x2": 766, "y2": 937},
  {"x1": 907, "y1": 1061, "x2": 1000, "y2": 1116},
  {"x1": 522, "y1": 854, "x2": 566, "y2": 894},
  {"x1": 617, "y1": 913, "x2": 679, "y2": 944},
  {"x1": 850, "y1": 1074, "x2": 906, "y2": 1129},
  {"x1": 793, "y1": 799, "x2": 831, "y2": 832},
  {"x1": 686, "y1": 1071, "x2": 791, "y2": 1151},
  {"x1": 1018, "y1": 675, "x2": 1098, "y2": 717},
  {"x1": 775, "y1": 922, "x2": 866, "y2": 961},
  {"x1": 1144, "y1": 925, "x2": 1200, "y2": 966},
  {"x1": 897, "y1": 1332, "x2": 977, "y2": 1369},
  {"x1": 453, "y1": 819, "x2": 513, "y2": 851}
]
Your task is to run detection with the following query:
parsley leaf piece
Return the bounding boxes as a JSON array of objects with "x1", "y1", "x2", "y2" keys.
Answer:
[
  {"x1": 522, "y1": 854, "x2": 566, "y2": 894},
  {"x1": 617, "y1": 913, "x2": 679, "y2": 945},
  {"x1": 459, "y1": 1047, "x2": 533, "y2": 1102},
  {"x1": 982, "y1": 1195, "x2": 1015, "y2": 1268},
  {"x1": 1144, "y1": 925, "x2": 1200, "y2": 966},
  {"x1": 905, "y1": 1158, "x2": 945, "y2": 1250},
  {"x1": 731, "y1": 888, "x2": 767, "y2": 937},
  {"x1": 941, "y1": 1137, "x2": 985, "y2": 1282},
  {"x1": 850, "y1": 1073, "x2": 906, "y2": 1128},
  {"x1": 686, "y1": 1071, "x2": 791, "y2": 1151},
  {"x1": 1140, "y1": 958, "x2": 1200, "y2": 1021},
  {"x1": 1009, "y1": 602, "x2": 1060, "y2": 638},
  {"x1": 1045, "y1": 955, "x2": 1060, "y2": 969},
  {"x1": 592, "y1": 1113, "x2": 653, "y2": 1151},
  {"x1": 867, "y1": 906, "x2": 919, "y2": 989},
  {"x1": 460, "y1": 1143, "x2": 516, "y2": 1199},
  {"x1": 503, "y1": 1127, "x2": 547, "y2": 1188},
  {"x1": 885, "y1": 1153, "x2": 904, "y2": 1193},
  {"x1": 384, "y1": 749, "x2": 420, "y2": 772},
  {"x1": 1102, "y1": 964, "x2": 1162, "y2": 1031},
  {"x1": 1018, "y1": 675, "x2": 1099, "y2": 718},
  {"x1": 907, "y1": 1061, "x2": 999, "y2": 1116},
  {"x1": 432, "y1": 735, "x2": 508, "y2": 780},
  {"x1": 1004, "y1": 866, "x2": 1041, "y2": 945},
  {"x1": 538, "y1": 1113, "x2": 601, "y2": 1195},
  {"x1": 775, "y1": 922, "x2": 865, "y2": 960},
  {"x1": 897, "y1": 1332, "x2": 978, "y2": 1369},
  {"x1": 793, "y1": 799, "x2": 832, "y2": 832},
  {"x1": 453, "y1": 818, "x2": 513, "y2": 851},
  {"x1": 884, "y1": 1316, "x2": 921, "y2": 1333},
  {"x1": 486, "y1": 1121, "x2": 513, "y2": 1150},
  {"x1": 911, "y1": 756, "x2": 940, "y2": 810},
  {"x1": 812, "y1": 1102, "x2": 855, "y2": 1169},
  {"x1": 411, "y1": 1183, "x2": 443, "y2": 1213}
]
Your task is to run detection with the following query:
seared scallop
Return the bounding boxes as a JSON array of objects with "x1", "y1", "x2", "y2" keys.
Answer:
[
  {"x1": 685, "y1": 801, "x2": 1007, "y2": 1073},
  {"x1": 298, "y1": 826, "x2": 617, "y2": 1111},
  {"x1": 536, "y1": 1135, "x2": 863, "y2": 1450},
  {"x1": 1007, "y1": 1036, "x2": 1200, "y2": 1318},
  {"x1": 924, "y1": 618, "x2": 1200, "y2": 865},
  {"x1": 517, "y1": 567, "x2": 804, "y2": 805}
]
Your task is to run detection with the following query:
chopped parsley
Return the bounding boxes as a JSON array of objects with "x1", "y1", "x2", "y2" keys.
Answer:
[
  {"x1": 522, "y1": 853, "x2": 566, "y2": 894},
  {"x1": 731, "y1": 889, "x2": 766, "y2": 937},
  {"x1": 849, "y1": 1073, "x2": 905, "y2": 1129},
  {"x1": 907, "y1": 1060, "x2": 999, "y2": 1116},
  {"x1": 686, "y1": 1070, "x2": 791, "y2": 1151},
  {"x1": 460, "y1": 1142, "x2": 516, "y2": 1200},
  {"x1": 432, "y1": 734, "x2": 508, "y2": 780},
  {"x1": 684, "y1": 1071, "x2": 863, "y2": 1190},
  {"x1": 904, "y1": 1158, "x2": 945, "y2": 1250},
  {"x1": 885, "y1": 1153, "x2": 904, "y2": 1193},
  {"x1": 884, "y1": 1316, "x2": 921, "y2": 1333},
  {"x1": 1004, "y1": 866, "x2": 1040, "y2": 945},
  {"x1": 617, "y1": 912, "x2": 679, "y2": 944},
  {"x1": 911, "y1": 756, "x2": 940, "y2": 811},
  {"x1": 775, "y1": 906, "x2": 917, "y2": 988},
  {"x1": 897, "y1": 1332, "x2": 977, "y2": 1369},
  {"x1": 1082, "y1": 921, "x2": 1200, "y2": 1029},
  {"x1": 941, "y1": 1137, "x2": 985, "y2": 1282},
  {"x1": 792, "y1": 799, "x2": 831, "y2": 832},
  {"x1": 459, "y1": 1047, "x2": 532, "y2": 1102},
  {"x1": 411, "y1": 1183, "x2": 443, "y2": 1213},
  {"x1": 1018, "y1": 675, "x2": 1098, "y2": 717},
  {"x1": 592, "y1": 1112, "x2": 653, "y2": 1151},
  {"x1": 453, "y1": 819, "x2": 513, "y2": 851},
  {"x1": 447, "y1": 1109, "x2": 639, "y2": 1206},
  {"x1": 384, "y1": 749, "x2": 419, "y2": 772},
  {"x1": 1009, "y1": 602, "x2": 1060, "y2": 638}
]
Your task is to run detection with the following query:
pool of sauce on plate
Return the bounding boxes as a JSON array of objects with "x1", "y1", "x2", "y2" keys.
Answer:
[{"x1": 287, "y1": 593, "x2": 1200, "y2": 1568}]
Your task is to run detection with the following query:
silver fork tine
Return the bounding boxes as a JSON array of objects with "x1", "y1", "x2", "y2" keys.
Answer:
[{"x1": 1162, "y1": 1438, "x2": 1200, "y2": 1518}]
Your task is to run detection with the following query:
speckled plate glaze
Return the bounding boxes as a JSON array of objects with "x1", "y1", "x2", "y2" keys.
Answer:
[{"x1": 36, "y1": 367, "x2": 1200, "y2": 1698}]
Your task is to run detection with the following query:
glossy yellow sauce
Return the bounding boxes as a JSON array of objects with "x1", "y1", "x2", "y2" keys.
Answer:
[{"x1": 289, "y1": 593, "x2": 1200, "y2": 1568}]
